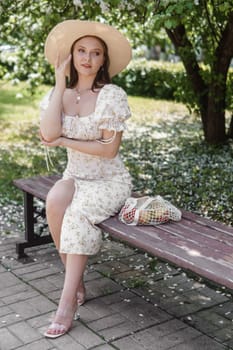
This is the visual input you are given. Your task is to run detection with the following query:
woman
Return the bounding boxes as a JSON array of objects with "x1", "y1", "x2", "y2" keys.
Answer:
[{"x1": 40, "y1": 19, "x2": 132, "y2": 338}]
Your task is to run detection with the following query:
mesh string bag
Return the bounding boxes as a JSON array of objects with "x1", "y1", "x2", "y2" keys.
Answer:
[{"x1": 119, "y1": 196, "x2": 182, "y2": 226}]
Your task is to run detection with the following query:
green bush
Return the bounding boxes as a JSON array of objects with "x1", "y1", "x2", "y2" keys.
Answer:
[
  {"x1": 113, "y1": 59, "x2": 233, "y2": 112},
  {"x1": 2, "y1": 56, "x2": 232, "y2": 110},
  {"x1": 0, "y1": 56, "x2": 233, "y2": 110},
  {"x1": 0, "y1": 81, "x2": 232, "y2": 226},
  {"x1": 113, "y1": 60, "x2": 183, "y2": 100}
]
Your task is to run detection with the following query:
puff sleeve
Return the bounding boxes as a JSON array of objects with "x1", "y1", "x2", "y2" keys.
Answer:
[{"x1": 96, "y1": 85, "x2": 131, "y2": 132}]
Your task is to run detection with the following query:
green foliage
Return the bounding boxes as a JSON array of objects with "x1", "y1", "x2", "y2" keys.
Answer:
[
  {"x1": 114, "y1": 59, "x2": 233, "y2": 113},
  {"x1": 1, "y1": 0, "x2": 231, "y2": 85},
  {"x1": 0, "y1": 81, "x2": 232, "y2": 226},
  {"x1": 0, "y1": 120, "x2": 67, "y2": 203},
  {"x1": 1, "y1": 0, "x2": 233, "y2": 143},
  {"x1": 114, "y1": 60, "x2": 182, "y2": 100},
  {"x1": 121, "y1": 119, "x2": 233, "y2": 225}
]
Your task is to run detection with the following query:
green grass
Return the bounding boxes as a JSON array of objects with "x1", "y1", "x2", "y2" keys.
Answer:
[{"x1": 0, "y1": 81, "x2": 232, "y2": 226}]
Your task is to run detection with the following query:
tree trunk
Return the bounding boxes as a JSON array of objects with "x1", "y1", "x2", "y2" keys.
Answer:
[
  {"x1": 166, "y1": 11, "x2": 233, "y2": 144},
  {"x1": 166, "y1": 25, "x2": 209, "y2": 129},
  {"x1": 228, "y1": 114, "x2": 233, "y2": 139},
  {"x1": 203, "y1": 86, "x2": 227, "y2": 143},
  {"x1": 204, "y1": 11, "x2": 233, "y2": 143}
]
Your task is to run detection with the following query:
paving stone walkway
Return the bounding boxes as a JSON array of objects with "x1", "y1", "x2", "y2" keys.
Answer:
[{"x1": 0, "y1": 232, "x2": 233, "y2": 350}]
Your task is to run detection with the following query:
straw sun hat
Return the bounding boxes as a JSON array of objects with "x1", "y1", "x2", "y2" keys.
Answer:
[{"x1": 44, "y1": 19, "x2": 132, "y2": 77}]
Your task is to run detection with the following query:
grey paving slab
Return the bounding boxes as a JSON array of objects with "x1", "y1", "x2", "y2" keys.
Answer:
[
  {"x1": 109, "y1": 294, "x2": 171, "y2": 323},
  {"x1": 43, "y1": 332, "x2": 86, "y2": 350},
  {"x1": 169, "y1": 335, "x2": 227, "y2": 350},
  {"x1": 83, "y1": 276, "x2": 122, "y2": 299},
  {"x1": 69, "y1": 323, "x2": 105, "y2": 348},
  {"x1": 46, "y1": 290, "x2": 62, "y2": 303},
  {"x1": 28, "y1": 276, "x2": 63, "y2": 295},
  {"x1": 9, "y1": 295, "x2": 56, "y2": 320},
  {"x1": 10, "y1": 261, "x2": 57, "y2": 276},
  {"x1": 28, "y1": 272, "x2": 65, "y2": 295},
  {"x1": 14, "y1": 338, "x2": 52, "y2": 350},
  {"x1": 0, "y1": 271, "x2": 21, "y2": 290},
  {"x1": 0, "y1": 327, "x2": 22, "y2": 349},
  {"x1": 213, "y1": 327, "x2": 233, "y2": 347},
  {"x1": 2, "y1": 288, "x2": 39, "y2": 305},
  {"x1": 8, "y1": 321, "x2": 42, "y2": 344},
  {"x1": 0, "y1": 305, "x2": 12, "y2": 317},
  {"x1": 132, "y1": 278, "x2": 229, "y2": 318},
  {"x1": 0, "y1": 235, "x2": 233, "y2": 350},
  {"x1": 80, "y1": 298, "x2": 119, "y2": 323},
  {"x1": 1, "y1": 256, "x2": 40, "y2": 271},
  {"x1": 94, "y1": 259, "x2": 132, "y2": 277},
  {"x1": 213, "y1": 301, "x2": 233, "y2": 320},
  {"x1": 91, "y1": 345, "x2": 116, "y2": 349},
  {"x1": 0, "y1": 265, "x2": 6, "y2": 273},
  {"x1": 20, "y1": 266, "x2": 63, "y2": 282},
  {"x1": 185, "y1": 303, "x2": 233, "y2": 344},
  {"x1": 111, "y1": 269, "x2": 150, "y2": 288},
  {"x1": 88, "y1": 297, "x2": 172, "y2": 342},
  {"x1": 88, "y1": 312, "x2": 129, "y2": 333},
  {"x1": 225, "y1": 338, "x2": 233, "y2": 348},
  {"x1": 27, "y1": 312, "x2": 55, "y2": 329},
  {"x1": 112, "y1": 319, "x2": 218, "y2": 350},
  {"x1": 112, "y1": 336, "x2": 144, "y2": 350},
  {"x1": 0, "y1": 312, "x2": 24, "y2": 329},
  {"x1": 96, "y1": 289, "x2": 136, "y2": 305}
]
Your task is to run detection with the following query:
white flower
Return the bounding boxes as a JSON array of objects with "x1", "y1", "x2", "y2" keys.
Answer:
[
  {"x1": 99, "y1": 0, "x2": 109, "y2": 13},
  {"x1": 16, "y1": 93, "x2": 23, "y2": 99},
  {"x1": 73, "y1": 0, "x2": 83, "y2": 7}
]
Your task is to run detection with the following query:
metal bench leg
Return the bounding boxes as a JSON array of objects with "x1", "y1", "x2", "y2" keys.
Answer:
[
  {"x1": 16, "y1": 191, "x2": 53, "y2": 258},
  {"x1": 16, "y1": 192, "x2": 35, "y2": 258},
  {"x1": 24, "y1": 192, "x2": 35, "y2": 243}
]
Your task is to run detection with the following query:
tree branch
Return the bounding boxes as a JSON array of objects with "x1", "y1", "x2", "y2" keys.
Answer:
[
  {"x1": 215, "y1": 11, "x2": 233, "y2": 75},
  {"x1": 202, "y1": 0, "x2": 220, "y2": 43},
  {"x1": 166, "y1": 24, "x2": 209, "y2": 122},
  {"x1": 166, "y1": 25, "x2": 207, "y2": 96}
]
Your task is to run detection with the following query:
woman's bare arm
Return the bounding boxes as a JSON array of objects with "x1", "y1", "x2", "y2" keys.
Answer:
[
  {"x1": 40, "y1": 88, "x2": 63, "y2": 141},
  {"x1": 40, "y1": 54, "x2": 71, "y2": 142},
  {"x1": 41, "y1": 129, "x2": 123, "y2": 159}
]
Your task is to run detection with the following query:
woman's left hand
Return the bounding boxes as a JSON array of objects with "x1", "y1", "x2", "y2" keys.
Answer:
[{"x1": 41, "y1": 136, "x2": 63, "y2": 147}]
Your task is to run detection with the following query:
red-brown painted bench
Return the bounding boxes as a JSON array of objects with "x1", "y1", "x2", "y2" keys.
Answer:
[{"x1": 14, "y1": 175, "x2": 233, "y2": 290}]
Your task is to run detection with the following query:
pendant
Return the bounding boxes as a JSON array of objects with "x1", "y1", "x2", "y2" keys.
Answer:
[{"x1": 76, "y1": 93, "x2": 81, "y2": 104}]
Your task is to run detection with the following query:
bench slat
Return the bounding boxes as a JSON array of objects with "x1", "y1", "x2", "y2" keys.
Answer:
[
  {"x1": 14, "y1": 174, "x2": 233, "y2": 290},
  {"x1": 176, "y1": 218, "x2": 233, "y2": 245},
  {"x1": 158, "y1": 221, "x2": 233, "y2": 252},
  {"x1": 99, "y1": 216, "x2": 233, "y2": 289},
  {"x1": 14, "y1": 175, "x2": 61, "y2": 200},
  {"x1": 101, "y1": 217, "x2": 233, "y2": 262},
  {"x1": 182, "y1": 210, "x2": 233, "y2": 235}
]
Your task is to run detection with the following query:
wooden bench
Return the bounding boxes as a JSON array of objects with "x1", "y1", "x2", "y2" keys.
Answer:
[{"x1": 13, "y1": 175, "x2": 233, "y2": 291}]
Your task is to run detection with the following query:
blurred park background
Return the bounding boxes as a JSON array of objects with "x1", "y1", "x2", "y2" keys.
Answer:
[{"x1": 0, "y1": 0, "x2": 233, "y2": 233}]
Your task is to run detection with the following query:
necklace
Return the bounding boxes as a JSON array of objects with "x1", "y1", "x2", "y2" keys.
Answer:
[{"x1": 75, "y1": 88, "x2": 92, "y2": 104}]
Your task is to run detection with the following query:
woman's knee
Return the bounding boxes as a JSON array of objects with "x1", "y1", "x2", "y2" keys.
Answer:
[{"x1": 46, "y1": 179, "x2": 75, "y2": 216}]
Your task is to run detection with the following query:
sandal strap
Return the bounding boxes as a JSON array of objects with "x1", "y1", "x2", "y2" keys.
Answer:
[
  {"x1": 48, "y1": 322, "x2": 67, "y2": 332},
  {"x1": 77, "y1": 291, "x2": 86, "y2": 306}
]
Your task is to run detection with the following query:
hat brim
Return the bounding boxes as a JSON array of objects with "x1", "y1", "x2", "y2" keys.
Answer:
[{"x1": 44, "y1": 20, "x2": 132, "y2": 78}]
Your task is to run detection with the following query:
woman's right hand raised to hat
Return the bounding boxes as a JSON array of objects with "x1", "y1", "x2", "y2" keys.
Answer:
[
  {"x1": 40, "y1": 53, "x2": 71, "y2": 142},
  {"x1": 54, "y1": 54, "x2": 71, "y2": 91}
]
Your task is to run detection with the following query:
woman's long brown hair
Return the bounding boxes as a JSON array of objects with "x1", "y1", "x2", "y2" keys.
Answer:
[{"x1": 68, "y1": 35, "x2": 111, "y2": 91}]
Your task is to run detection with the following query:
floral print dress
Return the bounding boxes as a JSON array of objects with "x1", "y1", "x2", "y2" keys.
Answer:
[{"x1": 40, "y1": 84, "x2": 132, "y2": 255}]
